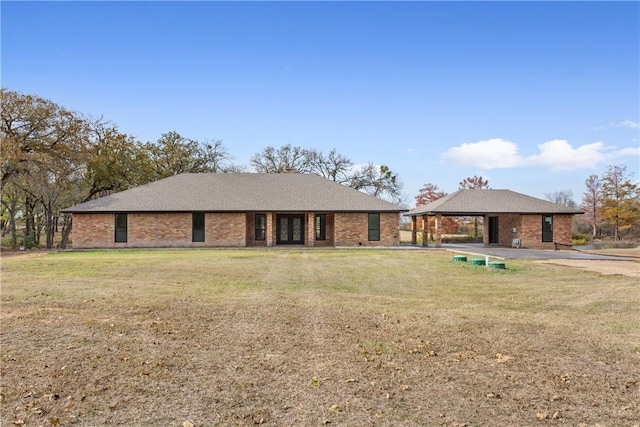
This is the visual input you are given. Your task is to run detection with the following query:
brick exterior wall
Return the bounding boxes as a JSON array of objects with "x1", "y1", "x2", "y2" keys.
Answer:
[
  {"x1": 477, "y1": 214, "x2": 575, "y2": 249},
  {"x1": 519, "y1": 214, "x2": 573, "y2": 249},
  {"x1": 72, "y1": 211, "x2": 400, "y2": 249},
  {"x1": 334, "y1": 212, "x2": 400, "y2": 246},
  {"x1": 483, "y1": 214, "x2": 521, "y2": 246},
  {"x1": 129, "y1": 212, "x2": 191, "y2": 247},
  {"x1": 72, "y1": 212, "x2": 246, "y2": 248},
  {"x1": 73, "y1": 213, "x2": 116, "y2": 249},
  {"x1": 204, "y1": 213, "x2": 246, "y2": 247}
]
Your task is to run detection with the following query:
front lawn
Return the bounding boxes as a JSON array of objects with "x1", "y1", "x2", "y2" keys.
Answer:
[{"x1": 1, "y1": 249, "x2": 638, "y2": 426}]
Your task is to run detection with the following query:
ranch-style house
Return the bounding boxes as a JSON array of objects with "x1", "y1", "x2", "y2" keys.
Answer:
[{"x1": 63, "y1": 172, "x2": 407, "y2": 249}]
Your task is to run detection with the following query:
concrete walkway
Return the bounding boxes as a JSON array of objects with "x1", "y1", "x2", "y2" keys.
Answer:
[{"x1": 416, "y1": 243, "x2": 636, "y2": 261}]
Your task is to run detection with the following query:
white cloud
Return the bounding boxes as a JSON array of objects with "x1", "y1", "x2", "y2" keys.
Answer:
[
  {"x1": 613, "y1": 119, "x2": 639, "y2": 129},
  {"x1": 608, "y1": 146, "x2": 640, "y2": 159},
  {"x1": 594, "y1": 120, "x2": 639, "y2": 130},
  {"x1": 442, "y1": 138, "x2": 637, "y2": 171},
  {"x1": 441, "y1": 138, "x2": 524, "y2": 169},
  {"x1": 527, "y1": 139, "x2": 604, "y2": 171}
]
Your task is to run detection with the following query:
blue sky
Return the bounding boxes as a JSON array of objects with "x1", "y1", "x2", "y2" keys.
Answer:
[{"x1": 2, "y1": 1, "x2": 639, "y2": 205}]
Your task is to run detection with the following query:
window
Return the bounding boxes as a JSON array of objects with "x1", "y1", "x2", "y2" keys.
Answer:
[
  {"x1": 315, "y1": 214, "x2": 326, "y2": 241},
  {"x1": 368, "y1": 213, "x2": 380, "y2": 241},
  {"x1": 192, "y1": 212, "x2": 205, "y2": 242},
  {"x1": 542, "y1": 215, "x2": 553, "y2": 242},
  {"x1": 255, "y1": 214, "x2": 266, "y2": 241},
  {"x1": 115, "y1": 213, "x2": 127, "y2": 243}
]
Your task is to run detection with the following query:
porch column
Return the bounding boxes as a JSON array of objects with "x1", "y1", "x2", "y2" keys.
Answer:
[
  {"x1": 411, "y1": 216, "x2": 417, "y2": 245},
  {"x1": 482, "y1": 214, "x2": 489, "y2": 245},
  {"x1": 266, "y1": 212, "x2": 274, "y2": 247},
  {"x1": 435, "y1": 213, "x2": 442, "y2": 248},
  {"x1": 422, "y1": 215, "x2": 429, "y2": 247},
  {"x1": 306, "y1": 212, "x2": 315, "y2": 247}
]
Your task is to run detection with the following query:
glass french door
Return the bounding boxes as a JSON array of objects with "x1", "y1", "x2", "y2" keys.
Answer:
[{"x1": 277, "y1": 214, "x2": 305, "y2": 244}]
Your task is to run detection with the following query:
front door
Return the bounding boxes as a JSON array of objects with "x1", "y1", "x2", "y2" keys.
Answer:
[
  {"x1": 277, "y1": 214, "x2": 305, "y2": 244},
  {"x1": 488, "y1": 216, "x2": 499, "y2": 244}
]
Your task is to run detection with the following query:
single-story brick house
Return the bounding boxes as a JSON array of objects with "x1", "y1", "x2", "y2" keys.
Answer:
[
  {"x1": 62, "y1": 173, "x2": 407, "y2": 249},
  {"x1": 405, "y1": 189, "x2": 583, "y2": 249}
]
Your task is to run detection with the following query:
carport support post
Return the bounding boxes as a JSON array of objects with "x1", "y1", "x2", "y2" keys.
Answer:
[
  {"x1": 435, "y1": 213, "x2": 442, "y2": 248},
  {"x1": 411, "y1": 216, "x2": 417, "y2": 245},
  {"x1": 421, "y1": 215, "x2": 428, "y2": 247}
]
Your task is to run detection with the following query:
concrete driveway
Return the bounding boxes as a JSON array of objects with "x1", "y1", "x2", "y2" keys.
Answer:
[{"x1": 438, "y1": 243, "x2": 635, "y2": 261}]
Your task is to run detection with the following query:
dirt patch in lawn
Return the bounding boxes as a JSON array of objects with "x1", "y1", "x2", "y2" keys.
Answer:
[
  {"x1": 535, "y1": 259, "x2": 640, "y2": 278},
  {"x1": 538, "y1": 247, "x2": 639, "y2": 277}
]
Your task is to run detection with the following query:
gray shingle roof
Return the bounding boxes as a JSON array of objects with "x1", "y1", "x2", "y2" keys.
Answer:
[
  {"x1": 406, "y1": 189, "x2": 583, "y2": 216},
  {"x1": 63, "y1": 173, "x2": 406, "y2": 213}
]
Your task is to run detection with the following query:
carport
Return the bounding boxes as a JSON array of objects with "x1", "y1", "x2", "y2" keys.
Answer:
[{"x1": 405, "y1": 189, "x2": 583, "y2": 250}]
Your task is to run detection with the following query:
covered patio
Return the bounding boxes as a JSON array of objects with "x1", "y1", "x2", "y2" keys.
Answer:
[{"x1": 405, "y1": 189, "x2": 583, "y2": 250}]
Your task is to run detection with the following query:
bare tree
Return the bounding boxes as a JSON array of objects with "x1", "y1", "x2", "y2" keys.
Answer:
[
  {"x1": 349, "y1": 163, "x2": 403, "y2": 203},
  {"x1": 305, "y1": 148, "x2": 353, "y2": 184},
  {"x1": 545, "y1": 190, "x2": 577, "y2": 209},
  {"x1": 250, "y1": 145, "x2": 403, "y2": 202},
  {"x1": 581, "y1": 174, "x2": 602, "y2": 239},
  {"x1": 250, "y1": 144, "x2": 310, "y2": 173}
]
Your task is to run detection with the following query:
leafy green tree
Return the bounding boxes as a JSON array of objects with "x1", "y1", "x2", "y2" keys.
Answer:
[
  {"x1": 1, "y1": 89, "x2": 89, "y2": 248},
  {"x1": 144, "y1": 132, "x2": 237, "y2": 179},
  {"x1": 83, "y1": 120, "x2": 154, "y2": 200},
  {"x1": 1, "y1": 89, "x2": 87, "y2": 186},
  {"x1": 144, "y1": 132, "x2": 204, "y2": 178},
  {"x1": 2, "y1": 89, "x2": 239, "y2": 249},
  {"x1": 601, "y1": 164, "x2": 640, "y2": 240}
]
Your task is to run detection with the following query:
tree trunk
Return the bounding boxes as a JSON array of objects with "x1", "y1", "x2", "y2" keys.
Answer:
[
  {"x1": 44, "y1": 203, "x2": 55, "y2": 249},
  {"x1": 59, "y1": 216, "x2": 72, "y2": 249},
  {"x1": 23, "y1": 196, "x2": 37, "y2": 248},
  {"x1": 6, "y1": 198, "x2": 18, "y2": 248}
]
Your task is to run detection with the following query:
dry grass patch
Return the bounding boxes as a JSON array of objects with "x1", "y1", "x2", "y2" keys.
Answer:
[{"x1": 1, "y1": 249, "x2": 639, "y2": 426}]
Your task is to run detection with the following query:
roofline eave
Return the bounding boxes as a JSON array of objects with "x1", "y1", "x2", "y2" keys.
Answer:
[
  {"x1": 405, "y1": 211, "x2": 584, "y2": 217},
  {"x1": 63, "y1": 208, "x2": 409, "y2": 214}
]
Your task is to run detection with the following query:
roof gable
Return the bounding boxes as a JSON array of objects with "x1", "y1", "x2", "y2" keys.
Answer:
[
  {"x1": 406, "y1": 189, "x2": 583, "y2": 216},
  {"x1": 63, "y1": 173, "x2": 406, "y2": 213}
]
